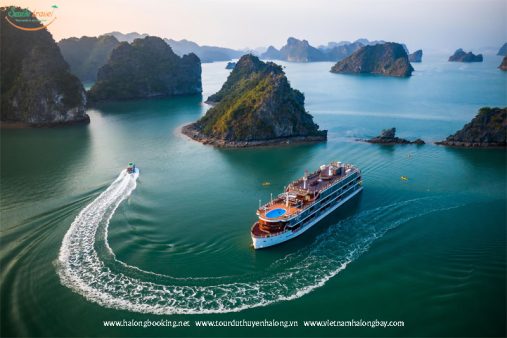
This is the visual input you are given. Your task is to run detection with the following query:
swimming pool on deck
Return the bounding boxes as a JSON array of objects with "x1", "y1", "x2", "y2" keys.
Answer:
[{"x1": 265, "y1": 208, "x2": 287, "y2": 218}]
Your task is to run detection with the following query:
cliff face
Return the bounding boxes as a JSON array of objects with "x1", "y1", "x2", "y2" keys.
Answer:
[
  {"x1": 436, "y1": 107, "x2": 506, "y2": 147},
  {"x1": 58, "y1": 35, "x2": 120, "y2": 81},
  {"x1": 182, "y1": 54, "x2": 326, "y2": 147},
  {"x1": 0, "y1": 7, "x2": 88, "y2": 125},
  {"x1": 499, "y1": 56, "x2": 507, "y2": 71},
  {"x1": 408, "y1": 49, "x2": 423, "y2": 62},
  {"x1": 497, "y1": 43, "x2": 507, "y2": 56},
  {"x1": 88, "y1": 36, "x2": 202, "y2": 101},
  {"x1": 448, "y1": 49, "x2": 483, "y2": 62},
  {"x1": 330, "y1": 43, "x2": 414, "y2": 77}
]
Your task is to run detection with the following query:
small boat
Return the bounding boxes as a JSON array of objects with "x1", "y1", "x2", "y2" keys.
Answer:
[
  {"x1": 261, "y1": 182, "x2": 271, "y2": 186},
  {"x1": 401, "y1": 176, "x2": 408, "y2": 181},
  {"x1": 127, "y1": 162, "x2": 139, "y2": 175}
]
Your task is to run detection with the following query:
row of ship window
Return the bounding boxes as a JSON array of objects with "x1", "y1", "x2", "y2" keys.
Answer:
[{"x1": 289, "y1": 175, "x2": 361, "y2": 229}]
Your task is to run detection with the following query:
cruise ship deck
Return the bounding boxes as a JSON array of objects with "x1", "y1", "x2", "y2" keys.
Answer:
[
  {"x1": 251, "y1": 162, "x2": 362, "y2": 244},
  {"x1": 256, "y1": 163, "x2": 357, "y2": 221}
]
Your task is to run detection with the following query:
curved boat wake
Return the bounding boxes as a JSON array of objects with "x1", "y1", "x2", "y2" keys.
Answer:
[{"x1": 57, "y1": 170, "x2": 464, "y2": 314}]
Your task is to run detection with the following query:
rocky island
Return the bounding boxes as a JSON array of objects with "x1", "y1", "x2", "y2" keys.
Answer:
[
  {"x1": 497, "y1": 43, "x2": 507, "y2": 56},
  {"x1": 278, "y1": 37, "x2": 328, "y2": 62},
  {"x1": 182, "y1": 54, "x2": 327, "y2": 147},
  {"x1": 260, "y1": 37, "x2": 326, "y2": 62},
  {"x1": 408, "y1": 49, "x2": 423, "y2": 62},
  {"x1": 261, "y1": 46, "x2": 283, "y2": 60},
  {"x1": 320, "y1": 40, "x2": 368, "y2": 61},
  {"x1": 330, "y1": 42, "x2": 414, "y2": 77},
  {"x1": 448, "y1": 49, "x2": 483, "y2": 62},
  {"x1": 261, "y1": 38, "x2": 411, "y2": 63},
  {"x1": 499, "y1": 56, "x2": 507, "y2": 71},
  {"x1": 58, "y1": 35, "x2": 120, "y2": 82},
  {"x1": 0, "y1": 7, "x2": 88, "y2": 126},
  {"x1": 88, "y1": 36, "x2": 201, "y2": 101},
  {"x1": 364, "y1": 128, "x2": 425, "y2": 145},
  {"x1": 436, "y1": 107, "x2": 506, "y2": 147}
]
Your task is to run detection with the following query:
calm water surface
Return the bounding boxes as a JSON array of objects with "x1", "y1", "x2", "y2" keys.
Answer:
[{"x1": 1, "y1": 54, "x2": 505, "y2": 337}]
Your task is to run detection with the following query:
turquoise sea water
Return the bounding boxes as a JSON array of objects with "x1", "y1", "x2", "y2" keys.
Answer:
[{"x1": 1, "y1": 54, "x2": 506, "y2": 337}]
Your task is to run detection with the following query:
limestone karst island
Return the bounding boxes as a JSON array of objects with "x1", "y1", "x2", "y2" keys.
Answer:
[{"x1": 182, "y1": 54, "x2": 327, "y2": 147}]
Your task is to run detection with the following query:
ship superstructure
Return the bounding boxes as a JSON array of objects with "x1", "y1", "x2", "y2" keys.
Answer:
[{"x1": 251, "y1": 162, "x2": 362, "y2": 249}]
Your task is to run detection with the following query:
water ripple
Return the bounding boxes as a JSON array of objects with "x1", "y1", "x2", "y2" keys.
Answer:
[{"x1": 56, "y1": 170, "x2": 465, "y2": 314}]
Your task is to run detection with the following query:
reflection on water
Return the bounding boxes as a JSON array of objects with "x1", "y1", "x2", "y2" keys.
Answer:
[
  {"x1": 90, "y1": 94, "x2": 204, "y2": 116},
  {"x1": 216, "y1": 142, "x2": 326, "y2": 182},
  {"x1": 1, "y1": 125, "x2": 92, "y2": 217}
]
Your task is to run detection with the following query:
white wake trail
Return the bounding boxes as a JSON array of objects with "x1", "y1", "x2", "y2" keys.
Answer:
[{"x1": 57, "y1": 170, "x2": 464, "y2": 314}]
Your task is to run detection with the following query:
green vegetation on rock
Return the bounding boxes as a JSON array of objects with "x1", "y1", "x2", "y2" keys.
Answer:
[
  {"x1": 0, "y1": 7, "x2": 88, "y2": 125},
  {"x1": 183, "y1": 54, "x2": 326, "y2": 145},
  {"x1": 88, "y1": 36, "x2": 202, "y2": 101}
]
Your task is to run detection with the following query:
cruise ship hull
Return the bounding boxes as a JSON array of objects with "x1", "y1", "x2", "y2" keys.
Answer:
[{"x1": 252, "y1": 184, "x2": 362, "y2": 249}]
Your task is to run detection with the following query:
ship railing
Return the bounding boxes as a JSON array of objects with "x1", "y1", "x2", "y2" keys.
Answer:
[
  {"x1": 254, "y1": 178, "x2": 362, "y2": 238},
  {"x1": 252, "y1": 227, "x2": 291, "y2": 238},
  {"x1": 292, "y1": 167, "x2": 359, "y2": 215},
  {"x1": 258, "y1": 165, "x2": 359, "y2": 218}
]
